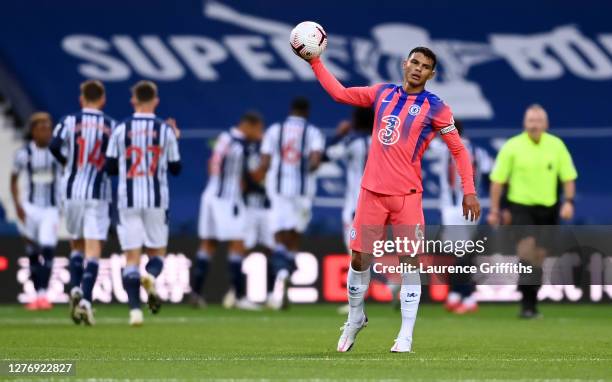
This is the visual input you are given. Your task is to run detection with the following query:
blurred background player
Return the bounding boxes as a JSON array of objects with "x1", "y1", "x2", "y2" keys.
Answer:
[
  {"x1": 49, "y1": 81, "x2": 115, "y2": 325},
  {"x1": 241, "y1": 120, "x2": 276, "y2": 298},
  {"x1": 487, "y1": 104, "x2": 577, "y2": 319},
  {"x1": 427, "y1": 120, "x2": 493, "y2": 314},
  {"x1": 254, "y1": 97, "x2": 324, "y2": 310},
  {"x1": 10, "y1": 112, "x2": 61, "y2": 310},
  {"x1": 325, "y1": 107, "x2": 400, "y2": 314},
  {"x1": 308, "y1": 47, "x2": 480, "y2": 352},
  {"x1": 190, "y1": 112, "x2": 263, "y2": 310},
  {"x1": 105, "y1": 81, "x2": 182, "y2": 326}
]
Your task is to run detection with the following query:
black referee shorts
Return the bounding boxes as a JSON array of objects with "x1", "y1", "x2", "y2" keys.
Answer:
[
  {"x1": 509, "y1": 202, "x2": 559, "y2": 250},
  {"x1": 508, "y1": 202, "x2": 559, "y2": 225}
]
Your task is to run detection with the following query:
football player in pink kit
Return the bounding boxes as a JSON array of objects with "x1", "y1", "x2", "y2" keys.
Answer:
[{"x1": 307, "y1": 47, "x2": 480, "y2": 352}]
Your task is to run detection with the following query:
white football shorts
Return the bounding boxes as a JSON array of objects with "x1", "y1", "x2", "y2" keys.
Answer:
[
  {"x1": 64, "y1": 200, "x2": 110, "y2": 241},
  {"x1": 117, "y1": 208, "x2": 169, "y2": 250},
  {"x1": 19, "y1": 203, "x2": 59, "y2": 247},
  {"x1": 198, "y1": 192, "x2": 246, "y2": 241}
]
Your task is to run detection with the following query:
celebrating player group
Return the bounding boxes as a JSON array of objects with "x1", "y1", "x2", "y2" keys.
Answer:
[
  {"x1": 11, "y1": 20, "x2": 481, "y2": 353},
  {"x1": 12, "y1": 80, "x2": 182, "y2": 326}
]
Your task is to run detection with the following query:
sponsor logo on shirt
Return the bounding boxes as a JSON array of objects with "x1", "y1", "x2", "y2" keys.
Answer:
[{"x1": 378, "y1": 115, "x2": 401, "y2": 145}]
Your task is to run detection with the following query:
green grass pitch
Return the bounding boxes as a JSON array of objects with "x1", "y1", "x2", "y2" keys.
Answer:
[{"x1": 1, "y1": 303, "x2": 611, "y2": 381}]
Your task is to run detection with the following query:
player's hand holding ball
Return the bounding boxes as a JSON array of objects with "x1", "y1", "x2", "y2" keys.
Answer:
[{"x1": 290, "y1": 21, "x2": 328, "y2": 61}]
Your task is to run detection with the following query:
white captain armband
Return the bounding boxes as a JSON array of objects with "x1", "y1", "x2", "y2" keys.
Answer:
[{"x1": 439, "y1": 124, "x2": 456, "y2": 135}]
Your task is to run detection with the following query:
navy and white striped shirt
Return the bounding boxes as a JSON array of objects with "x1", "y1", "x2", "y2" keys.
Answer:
[
  {"x1": 12, "y1": 142, "x2": 61, "y2": 208},
  {"x1": 52, "y1": 108, "x2": 115, "y2": 202},
  {"x1": 106, "y1": 113, "x2": 181, "y2": 209},
  {"x1": 428, "y1": 137, "x2": 492, "y2": 208},
  {"x1": 205, "y1": 128, "x2": 247, "y2": 201},
  {"x1": 243, "y1": 141, "x2": 270, "y2": 209},
  {"x1": 261, "y1": 116, "x2": 324, "y2": 198},
  {"x1": 326, "y1": 131, "x2": 371, "y2": 213}
]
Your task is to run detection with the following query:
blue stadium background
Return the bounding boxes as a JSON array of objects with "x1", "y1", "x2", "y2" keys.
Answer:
[{"x1": 0, "y1": 0, "x2": 611, "y2": 234}]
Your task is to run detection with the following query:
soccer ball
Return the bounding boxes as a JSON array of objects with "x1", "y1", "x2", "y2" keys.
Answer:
[{"x1": 290, "y1": 21, "x2": 328, "y2": 60}]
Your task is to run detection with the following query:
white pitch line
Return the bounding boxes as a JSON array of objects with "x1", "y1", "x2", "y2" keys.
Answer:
[
  {"x1": 2, "y1": 357, "x2": 610, "y2": 363},
  {"x1": 3, "y1": 377, "x2": 605, "y2": 382},
  {"x1": 2, "y1": 380, "x2": 602, "y2": 382},
  {"x1": 0, "y1": 316, "x2": 277, "y2": 325}
]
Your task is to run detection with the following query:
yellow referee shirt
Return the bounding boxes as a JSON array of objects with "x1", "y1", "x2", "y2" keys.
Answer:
[{"x1": 490, "y1": 132, "x2": 577, "y2": 207}]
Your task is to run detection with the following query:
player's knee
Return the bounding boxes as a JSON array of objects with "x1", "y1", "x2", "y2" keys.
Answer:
[
  {"x1": 71, "y1": 239, "x2": 85, "y2": 252},
  {"x1": 350, "y1": 251, "x2": 372, "y2": 271},
  {"x1": 228, "y1": 240, "x2": 245, "y2": 254},
  {"x1": 201, "y1": 240, "x2": 217, "y2": 254}
]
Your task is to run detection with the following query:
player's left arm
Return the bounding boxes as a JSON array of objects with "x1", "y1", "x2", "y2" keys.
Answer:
[
  {"x1": 308, "y1": 127, "x2": 325, "y2": 172},
  {"x1": 323, "y1": 120, "x2": 350, "y2": 163},
  {"x1": 49, "y1": 119, "x2": 68, "y2": 165},
  {"x1": 251, "y1": 125, "x2": 276, "y2": 182},
  {"x1": 166, "y1": 124, "x2": 182, "y2": 176},
  {"x1": 558, "y1": 139, "x2": 578, "y2": 220},
  {"x1": 165, "y1": 117, "x2": 181, "y2": 140},
  {"x1": 104, "y1": 124, "x2": 122, "y2": 176},
  {"x1": 434, "y1": 104, "x2": 480, "y2": 221},
  {"x1": 310, "y1": 57, "x2": 378, "y2": 107},
  {"x1": 10, "y1": 149, "x2": 26, "y2": 223}
]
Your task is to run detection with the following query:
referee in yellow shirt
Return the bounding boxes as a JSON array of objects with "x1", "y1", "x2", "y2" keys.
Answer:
[{"x1": 487, "y1": 104, "x2": 578, "y2": 318}]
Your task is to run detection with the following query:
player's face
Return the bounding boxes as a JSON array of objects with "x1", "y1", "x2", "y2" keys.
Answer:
[
  {"x1": 523, "y1": 108, "x2": 548, "y2": 139},
  {"x1": 32, "y1": 120, "x2": 52, "y2": 146},
  {"x1": 243, "y1": 121, "x2": 264, "y2": 141},
  {"x1": 403, "y1": 53, "x2": 435, "y2": 88}
]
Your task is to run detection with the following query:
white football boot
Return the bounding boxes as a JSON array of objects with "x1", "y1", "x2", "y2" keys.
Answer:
[
  {"x1": 390, "y1": 337, "x2": 412, "y2": 353},
  {"x1": 222, "y1": 288, "x2": 237, "y2": 309},
  {"x1": 235, "y1": 297, "x2": 262, "y2": 311},
  {"x1": 69, "y1": 287, "x2": 83, "y2": 324},
  {"x1": 129, "y1": 309, "x2": 144, "y2": 327},
  {"x1": 265, "y1": 270, "x2": 290, "y2": 310},
  {"x1": 337, "y1": 314, "x2": 368, "y2": 352},
  {"x1": 141, "y1": 274, "x2": 161, "y2": 314},
  {"x1": 76, "y1": 300, "x2": 95, "y2": 326}
]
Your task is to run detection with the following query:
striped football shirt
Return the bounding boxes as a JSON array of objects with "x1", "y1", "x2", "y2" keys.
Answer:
[
  {"x1": 106, "y1": 113, "x2": 180, "y2": 209},
  {"x1": 52, "y1": 108, "x2": 115, "y2": 202},
  {"x1": 12, "y1": 141, "x2": 62, "y2": 207},
  {"x1": 261, "y1": 116, "x2": 324, "y2": 198}
]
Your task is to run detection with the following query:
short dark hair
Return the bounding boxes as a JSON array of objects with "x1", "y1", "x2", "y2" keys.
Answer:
[
  {"x1": 408, "y1": 46, "x2": 437, "y2": 70},
  {"x1": 29, "y1": 111, "x2": 52, "y2": 129},
  {"x1": 240, "y1": 110, "x2": 263, "y2": 125},
  {"x1": 80, "y1": 80, "x2": 105, "y2": 102},
  {"x1": 25, "y1": 111, "x2": 52, "y2": 140},
  {"x1": 291, "y1": 97, "x2": 310, "y2": 115},
  {"x1": 131, "y1": 80, "x2": 158, "y2": 103},
  {"x1": 352, "y1": 107, "x2": 374, "y2": 133}
]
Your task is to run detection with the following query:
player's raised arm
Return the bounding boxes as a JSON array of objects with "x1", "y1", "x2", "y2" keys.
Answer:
[
  {"x1": 432, "y1": 102, "x2": 480, "y2": 221},
  {"x1": 310, "y1": 57, "x2": 377, "y2": 107}
]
